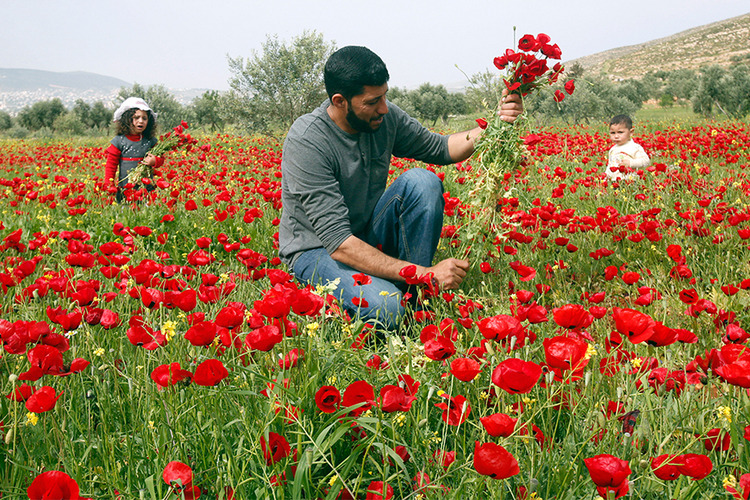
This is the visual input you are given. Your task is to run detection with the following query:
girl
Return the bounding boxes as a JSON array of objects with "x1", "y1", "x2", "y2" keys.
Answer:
[{"x1": 105, "y1": 97, "x2": 163, "y2": 202}]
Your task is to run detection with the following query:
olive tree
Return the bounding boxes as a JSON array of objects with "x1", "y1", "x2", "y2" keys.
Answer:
[{"x1": 226, "y1": 31, "x2": 336, "y2": 133}]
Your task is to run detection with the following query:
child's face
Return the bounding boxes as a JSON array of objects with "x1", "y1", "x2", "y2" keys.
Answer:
[
  {"x1": 131, "y1": 110, "x2": 149, "y2": 134},
  {"x1": 609, "y1": 123, "x2": 633, "y2": 146}
]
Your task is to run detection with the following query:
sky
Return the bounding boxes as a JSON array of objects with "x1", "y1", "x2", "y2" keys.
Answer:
[{"x1": 2, "y1": 0, "x2": 748, "y2": 91}]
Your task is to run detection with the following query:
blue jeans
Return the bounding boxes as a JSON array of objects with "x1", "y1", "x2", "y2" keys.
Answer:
[{"x1": 293, "y1": 168, "x2": 444, "y2": 331}]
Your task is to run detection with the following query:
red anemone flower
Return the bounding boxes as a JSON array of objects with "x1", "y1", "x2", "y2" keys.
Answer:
[
  {"x1": 584, "y1": 454, "x2": 631, "y2": 499},
  {"x1": 492, "y1": 358, "x2": 542, "y2": 394},
  {"x1": 193, "y1": 359, "x2": 229, "y2": 386},
  {"x1": 434, "y1": 393, "x2": 471, "y2": 425},
  {"x1": 25, "y1": 386, "x2": 63, "y2": 413},
  {"x1": 261, "y1": 431, "x2": 291, "y2": 465},
  {"x1": 27, "y1": 470, "x2": 91, "y2": 500},
  {"x1": 473, "y1": 441, "x2": 520, "y2": 479},
  {"x1": 315, "y1": 385, "x2": 341, "y2": 413},
  {"x1": 480, "y1": 412, "x2": 518, "y2": 437},
  {"x1": 450, "y1": 357, "x2": 482, "y2": 382}
]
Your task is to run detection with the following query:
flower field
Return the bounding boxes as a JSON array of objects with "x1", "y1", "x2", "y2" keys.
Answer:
[{"x1": 2, "y1": 120, "x2": 750, "y2": 499}]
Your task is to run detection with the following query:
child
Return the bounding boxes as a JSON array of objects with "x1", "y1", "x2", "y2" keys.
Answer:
[
  {"x1": 105, "y1": 97, "x2": 164, "y2": 202},
  {"x1": 606, "y1": 114, "x2": 650, "y2": 182}
]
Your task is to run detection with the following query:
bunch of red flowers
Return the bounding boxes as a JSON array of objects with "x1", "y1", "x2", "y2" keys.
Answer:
[
  {"x1": 466, "y1": 33, "x2": 574, "y2": 241},
  {"x1": 492, "y1": 33, "x2": 570, "y2": 99},
  {"x1": 127, "y1": 121, "x2": 198, "y2": 185}
]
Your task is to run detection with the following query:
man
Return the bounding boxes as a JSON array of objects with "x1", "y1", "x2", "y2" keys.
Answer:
[{"x1": 279, "y1": 46, "x2": 522, "y2": 330}]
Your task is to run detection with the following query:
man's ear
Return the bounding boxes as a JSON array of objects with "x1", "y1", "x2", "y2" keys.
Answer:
[{"x1": 331, "y1": 94, "x2": 347, "y2": 108}]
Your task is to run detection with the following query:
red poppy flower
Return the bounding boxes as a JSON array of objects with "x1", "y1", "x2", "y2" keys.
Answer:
[
  {"x1": 584, "y1": 454, "x2": 631, "y2": 499},
  {"x1": 126, "y1": 316, "x2": 167, "y2": 350},
  {"x1": 492, "y1": 358, "x2": 542, "y2": 394},
  {"x1": 315, "y1": 385, "x2": 341, "y2": 413},
  {"x1": 7, "y1": 382, "x2": 35, "y2": 402},
  {"x1": 245, "y1": 325, "x2": 283, "y2": 352},
  {"x1": 473, "y1": 441, "x2": 520, "y2": 479},
  {"x1": 150, "y1": 362, "x2": 192, "y2": 388},
  {"x1": 215, "y1": 303, "x2": 246, "y2": 329},
  {"x1": 612, "y1": 307, "x2": 655, "y2": 344},
  {"x1": 343, "y1": 380, "x2": 375, "y2": 416},
  {"x1": 716, "y1": 357, "x2": 750, "y2": 387},
  {"x1": 25, "y1": 386, "x2": 63, "y2": 413},
  {"x1": 434, "y1": 393, "x2": 471, "y2": 425},
  {"x1": 509, "y1": 260, "x2": 536, "y2": 281},
  {"x1": 352, "y1": 273, "x2": 372, "y2": 286},
  {"x1": 552, "y1": 304, "x2": 594, "y2": 331},
  {"x1": 432, "y1": 449, "x2": 456, "y2": 469},
  {"x1": 543, "y1": 335, "x2": 589, "y2": 374},
  {"x1": 380, "y1": 384, "x2": 417, "y2": 412},
  {"x1": 725, "y1": 473, "x2": 750, "y2": 499},
  {"x1": 651, "y1": 453, "x2": 712, "y2": 481},
  {"x1": 424, "y1": 336, "x2": 456, "y2": 361},
  {"x1": 261, "y1": 431, "x2": 291, "y2": 465},
  {"x1": 477, "y1": 314, "x2": 523, "y2": 341},
  {"x1": 365, "y1": 481, "x2": 393, "y2": 500},
  {"x1": 163, "y1": 461, "x2": 193, "y2": 489},
  {"x1": 193, "y1": 359, "x2": 229, "y2": 386},
  {"x1": 184, "y1": 320, "x2": 218, "y2": 347},
  {"x1": 27, "y1": 470, "x2": 91, "y2": 500},
  {"x1": 480, "y1": 412, "x2": 517, "y2": 437},
  {"x1": 701, "y1": 428, "x2": 731, "y2": 451},
  {"x1": 450, "y1": 357, "x2": 482, "y2": 382}
]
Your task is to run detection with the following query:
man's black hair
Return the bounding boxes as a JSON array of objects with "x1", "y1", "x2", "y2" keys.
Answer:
[
  {"x1": 324, "y1": 46, "x2": 390, "y2": 100},
  {"x1": 610, "y1": 114, "x2": 633, "y2": 128}
]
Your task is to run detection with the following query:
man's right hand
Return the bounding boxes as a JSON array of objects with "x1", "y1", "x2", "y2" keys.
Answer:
[{"x1": 423, "y1": 258, "x2": 470, "y2": 290}]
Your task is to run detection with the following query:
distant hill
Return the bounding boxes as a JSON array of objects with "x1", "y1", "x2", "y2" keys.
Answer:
[
  {"x1": 0, "y1": 69, "x2": 209, "y2": 113},
  {"x1": 568, "y1": 12, "x2": 750, "y2": 79},
  {"x1": 0, "y1": 68, "x2": 130, "y2": 92}
]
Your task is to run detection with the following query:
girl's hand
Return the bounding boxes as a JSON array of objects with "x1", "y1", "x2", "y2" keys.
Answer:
[{"x1": 143, "y1": 154, "x2": 157, "y2": 167}]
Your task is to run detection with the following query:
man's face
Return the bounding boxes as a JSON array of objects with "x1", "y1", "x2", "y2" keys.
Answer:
[
  {"x1": 345, "y1": 84, "x2": 389, "y2": 133},
  {"x1": 609, "y1": 123, "x2": 633, "y2": 146}
]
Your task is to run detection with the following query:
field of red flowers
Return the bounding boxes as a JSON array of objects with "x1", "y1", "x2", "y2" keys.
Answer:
[{"x1": 1, "y1": 120, "x2": 750, "y2": 499}]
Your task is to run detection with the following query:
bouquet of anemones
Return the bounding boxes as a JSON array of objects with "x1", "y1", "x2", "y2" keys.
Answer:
[
  {"x1": 465, "y1": 33, "x2": 574, "y2": 241},
  {"x1": 127, "y1": 121, "x2": 196, "y2": 185}
]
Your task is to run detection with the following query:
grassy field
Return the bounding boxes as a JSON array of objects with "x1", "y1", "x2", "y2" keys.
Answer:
[{"x1": 1, "y1": 117, "x2": 750, "y2": 499}]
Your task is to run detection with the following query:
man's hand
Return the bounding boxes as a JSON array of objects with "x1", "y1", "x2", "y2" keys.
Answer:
[
  {"x1": 421, "y1": 258, "x2": 470, "y2": 290},
  {"x1": 499, "y1": 91, "x2": 523, "y2": 124}
]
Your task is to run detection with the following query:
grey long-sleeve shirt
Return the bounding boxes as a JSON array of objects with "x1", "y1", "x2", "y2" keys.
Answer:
[{"x1": 279, "y1": 100, "x2": 452, "y2": 269}]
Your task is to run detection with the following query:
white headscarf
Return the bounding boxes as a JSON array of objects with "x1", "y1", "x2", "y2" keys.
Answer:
[{"x1": 113, "y1": 97, "x2": 157, "y2": 122}]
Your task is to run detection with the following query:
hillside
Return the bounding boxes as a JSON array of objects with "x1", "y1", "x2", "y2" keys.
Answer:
[
  {"x1": 0, "y1": 68, "x2": 130, "y2": 92},
  {"x1": 0, "y1": 69, "x2": 208, "y2": 113},
  {"x1": 568, "y1": 12, "x2": 750, "y2": 78}
]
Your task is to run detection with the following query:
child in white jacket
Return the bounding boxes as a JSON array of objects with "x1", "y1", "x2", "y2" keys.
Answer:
[{"x1": 606, "y1": 114, "x2": 650, "y2": 181}]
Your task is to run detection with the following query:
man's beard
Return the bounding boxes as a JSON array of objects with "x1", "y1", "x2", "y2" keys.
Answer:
[{"x1": 346, "y1": 102, "x2": 381, "y2": 134}]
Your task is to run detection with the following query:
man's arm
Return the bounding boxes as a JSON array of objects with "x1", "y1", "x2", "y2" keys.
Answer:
[
  {"x1": 446, "y1": 92, "x2": 524, "y2": 163},
  {"x1": 331, "y1": 235, "x2": 469, "y2": 290}
]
